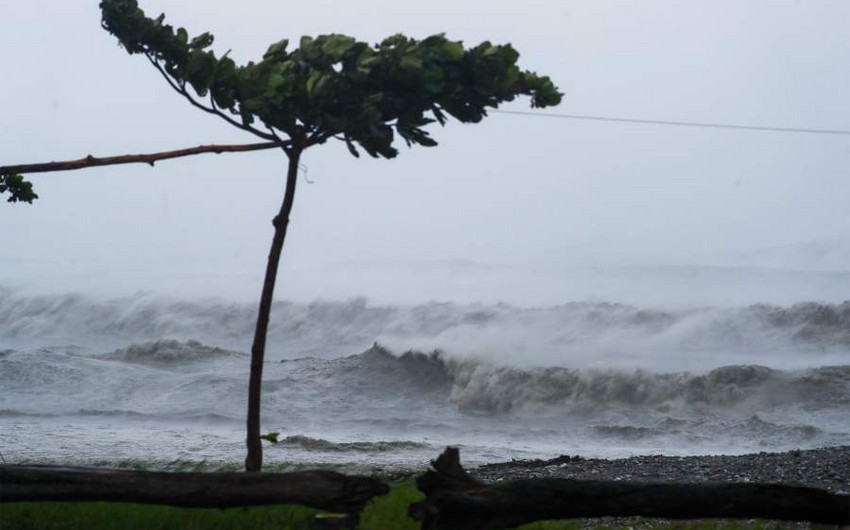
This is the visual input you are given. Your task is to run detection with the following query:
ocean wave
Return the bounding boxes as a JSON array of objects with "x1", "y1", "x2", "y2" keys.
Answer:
[
  {"x1": 93, "y1": 339, "x2": 245, "y2": 364},
  {"x1": 0, "y1": 409, "x2": 55, "y2": 418},
  {"x1": 429, "y1": 355, "x2": 850, "y2": 415},
  {"x1": 77, "y1": 409, "x2": 153, "y2": 419},
  {"x1": 2, "y1": 336, "x2": 848, "y2": 421},
  {"x1": 2, "y1": 339, "x2": 848, "y2": 460},
  {"x1": 274, "y1": 435, "x2": 430, "y2": 453},
  {"x1": 740, "y1": 414, "x2": 821, "y2": 439},
  {"x1": 589, "y1": 415, "x2": 824, "y2": 444},
  {"x1": 442, "y1": 361, "x2": 781, "y2": 414},
  {"x1": 291, "y1": 345, "x2": 850, "y2": 417},
  {"x1": 592, "y1": 425, "x2": 661, "y2": 440},
  {"x1": 75, "y1": 409, "x2": 237, "y2": 424},
  {"x1": 2, "y1": 288, "x2": 849, "y2": 363}
]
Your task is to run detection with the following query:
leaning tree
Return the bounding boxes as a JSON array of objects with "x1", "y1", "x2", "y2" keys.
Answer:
[{"x1": 1, "y1": 0, "x2": 561, "y2": 471}]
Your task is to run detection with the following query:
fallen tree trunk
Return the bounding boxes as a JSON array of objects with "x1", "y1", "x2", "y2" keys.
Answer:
[
  {"x1": 0, "y1": 465, "x2": 388, "y2": 514},
  {"x1": 409, "y1": 448, "x2": 850, "y2": 530}
]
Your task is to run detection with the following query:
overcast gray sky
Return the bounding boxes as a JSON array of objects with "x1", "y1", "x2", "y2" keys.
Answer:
[{"x1": 2, "y1": 1, "x2": 849, "y2": 305}]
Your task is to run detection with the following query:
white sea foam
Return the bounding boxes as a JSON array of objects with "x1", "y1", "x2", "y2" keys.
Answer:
[{"x1": 1, "y1": 289, "x2": 848, "y2": 468}]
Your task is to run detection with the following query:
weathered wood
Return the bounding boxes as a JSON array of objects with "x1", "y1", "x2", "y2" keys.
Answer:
[
  {"x1": 409, "y1": 448, "x2": 850, "y2": 530},
  {"x1": 0, "y1": 465, "x2": 388, "y2": 513}
]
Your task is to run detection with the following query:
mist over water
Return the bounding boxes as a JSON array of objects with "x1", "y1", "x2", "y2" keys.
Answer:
[
  {"x1": 4, "y1": 254, "x2": 850, "y2": 309},
  {"x1": 1, "y1": 280, "x2": 848, "y2": 470}
]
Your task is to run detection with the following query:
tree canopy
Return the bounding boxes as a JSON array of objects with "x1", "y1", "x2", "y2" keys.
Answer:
[
  {"x1": 0, "y1": 0, "x2": 561, "y2": 204},
  {"x1": 100, "y1": 0, "x2": 561, "y2": 157}
]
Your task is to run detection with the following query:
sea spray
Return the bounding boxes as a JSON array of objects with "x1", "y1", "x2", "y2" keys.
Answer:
[
  {"x1": 1, "y1": 290, "x2": 849, "y2": 468},
  {"x1": 1, "y1": 288, "x2": 848, "y2": 368}
]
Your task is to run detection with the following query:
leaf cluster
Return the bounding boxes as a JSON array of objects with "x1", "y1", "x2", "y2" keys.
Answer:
[
  {"x1": 100, "y1": 0, "x2": 562, "y2": 157},
  {"x1": 0, "y1": 174, "x2": 38, "y2": 203},
  {"x1": 259, "y1": 431, "x2": 280, "y2": 444},
  {"x1": 100, "y1": 0, "x2": 239, "y2": 113}
]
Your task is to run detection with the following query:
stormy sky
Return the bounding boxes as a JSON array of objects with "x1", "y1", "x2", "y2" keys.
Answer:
[{"x1": 1, "y1": 0, "x2": 848, "y2": 305}]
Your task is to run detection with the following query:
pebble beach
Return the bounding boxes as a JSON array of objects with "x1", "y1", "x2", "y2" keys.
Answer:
[{"x1": 474, "y1": 445, "x2": 850, "y2": 494}]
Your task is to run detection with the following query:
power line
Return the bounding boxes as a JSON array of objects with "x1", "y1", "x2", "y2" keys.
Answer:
[{"x1": 491, "y1": 109, "x2": 850, "y2": 136}]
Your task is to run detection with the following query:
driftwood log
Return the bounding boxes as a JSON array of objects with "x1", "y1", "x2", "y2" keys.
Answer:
[
  {"x1": 0, "y1": 465, "x2": 388, "y2": 514},
  {"x1": 409, "y1": 448, "x2": 850, "y2": 530}
]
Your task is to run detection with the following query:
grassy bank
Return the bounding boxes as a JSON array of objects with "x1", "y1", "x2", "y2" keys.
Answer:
[{"x1": 1, "y1": 479, "x2": 814, "y2": 530}]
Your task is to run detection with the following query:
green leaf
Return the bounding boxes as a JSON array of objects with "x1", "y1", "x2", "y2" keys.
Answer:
[
  {"x1": 186, "y1": 51, "x2": 216, "y2": 96},
  {"x1": 239, "y1": 105, "x2": 255, "y2": 126},
  {"x1": 441, "y1": 41, "x2": 464, "y2": 61},
  {"x1": 0, "y1": 174, "x2": 38, "y2": 203},
  {"x1": 189, "y1": 31, "x2": 214, "y2": 50},
  {"x1": 305, "y1": 71, "x2": 324, "y2": 99},
  {"x1": 268, "y1": 73, "x2": 286, "y2": 91},
  {"x1": 416, "y1": 136, "x2": 437, "y2": 147},
  {"x1": 299, "y1": 35, "x2": 315, "y2": 54},
  {"x1": 400, "y1": 54, "x2": 423, "y2": 70},
  {"x1": 483, "y1": 45, "x2": 500, "y2": 57},
  {"x1": 431, "y1": 105, "x2": 447, "y2": 126},
  {"x1": 344, "y1": 136, "x2": 360, "y2": 158},
  {"x1": 264, "y1": 39, "x2": 289, "y2": 59},
  {"x1": 259, "y1": 431, "x2": 280, "y2": 444},
  {"x1": 320, "y1": 34, "x2": 355, "y2": 61},
  {"x1": 380, "y1": 34, "x2": 408, "y2": 48}
]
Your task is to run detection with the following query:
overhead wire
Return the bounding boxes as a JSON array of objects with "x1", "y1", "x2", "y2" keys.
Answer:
[{"x1": 491, "y1": 109, "x2": 850, "y2": 136}]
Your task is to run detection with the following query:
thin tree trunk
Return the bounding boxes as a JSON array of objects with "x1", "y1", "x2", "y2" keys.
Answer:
[{"x1": 245, "y1": 147, "x2": 302, "y2": 472}]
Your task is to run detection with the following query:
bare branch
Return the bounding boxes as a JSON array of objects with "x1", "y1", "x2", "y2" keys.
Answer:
[
  {"x1": 265, "y1": 126, "x2": 291, "y2": 156},
  {"x1": 145, "y1": 54, "x2": 278, "y2": 142},
  {"x1": 0, "y1": 142, "x2": 283, "y2": 176},
  {"x1": 305, "y1": 131, "x2": 335, "y2": 148}
]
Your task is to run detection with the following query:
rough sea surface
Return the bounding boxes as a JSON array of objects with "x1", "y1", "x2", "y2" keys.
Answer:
[{"x1": 1, "y1": 289, "x2": 849, "y2": 474}]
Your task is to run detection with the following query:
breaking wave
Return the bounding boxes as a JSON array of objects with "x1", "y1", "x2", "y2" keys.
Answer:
[
  {"x1": 274, "y1": 435, "x2": 430, "y2": 453},
  {"x1": 2, "y1": 339, "x2": 849, "y2": 462},
  {"x1": 427, "y1": 355, "x2": 848, "y2": 415},
  {"x1": 1, "y1": 288, "x2": 849, "y2": 368},
  {"x1": 2, "y1": 284, "x2": 849, "y2": 463},
  {"x1": 1, "y1": 339, "x2": 848, "y2": 419},
  {"x1": 93, "y1": 339, "x2": 245, "y2": 364}
]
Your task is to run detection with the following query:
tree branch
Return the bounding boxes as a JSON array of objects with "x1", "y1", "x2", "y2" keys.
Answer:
[
  {"x1": 0, "y1": 142, "x2": 283, "y2": 175},
  {"x1": 145, "y1": 54, "x2": 278, "y2": 142},
  {"x1": 305, "y1": 130, "x2": 338, "y2": 149},
  {"x1": 265, "y1": 126, "x2": 292, "y2": 156}
]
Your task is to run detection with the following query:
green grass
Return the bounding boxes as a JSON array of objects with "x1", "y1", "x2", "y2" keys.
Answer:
[
  {"x1": 0, "y1": 480, "x2": 816, "y2": 530},
  {"x1": 0, "y1": 501, "x2": 317, "y2": 530}
]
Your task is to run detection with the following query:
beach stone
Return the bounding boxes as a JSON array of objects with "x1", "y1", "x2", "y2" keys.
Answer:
[{"x1": 472, "y1": 445, "x2": 850, "y2": 493}]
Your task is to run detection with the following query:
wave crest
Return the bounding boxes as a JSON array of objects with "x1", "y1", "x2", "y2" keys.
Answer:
[
  {"x1": 275, "y1": 435, "x2": 430, "y2": 453},
  {"x1": 94, "y1": 339, "x2": 245, "y2": 364},
  {"x1": 440, "y1": 359, "x2": 848, "y2": 415},
  {"x1": 2, "y1": 288, "x2": 849, "y2": 363}
]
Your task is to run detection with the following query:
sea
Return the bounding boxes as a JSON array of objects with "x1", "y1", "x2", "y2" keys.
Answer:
[{"x1": 1, "y1": 269, "x2": 849, "y2": 473}]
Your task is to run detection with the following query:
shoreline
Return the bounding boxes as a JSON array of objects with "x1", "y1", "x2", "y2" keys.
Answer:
[
  {"x1": 473, "y1": 445, "x2": 850, "y2": 493},
  {"x1": 6, "y1": 445, "x2": 850, "y2": 493}
]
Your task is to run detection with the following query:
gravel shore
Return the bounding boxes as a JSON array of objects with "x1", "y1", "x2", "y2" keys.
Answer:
[{"x1": 473, "y1": 445, "x2": 850, "y2": 494}]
